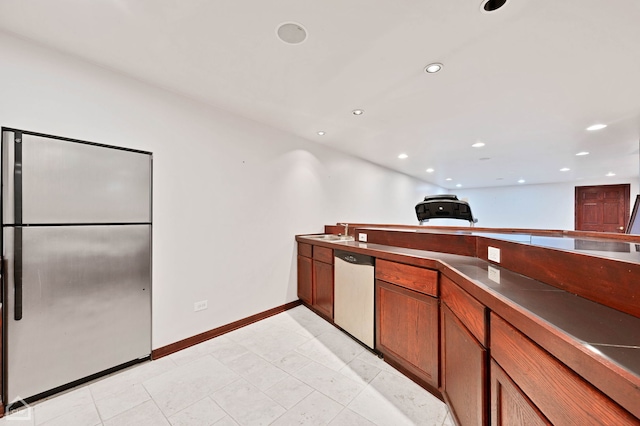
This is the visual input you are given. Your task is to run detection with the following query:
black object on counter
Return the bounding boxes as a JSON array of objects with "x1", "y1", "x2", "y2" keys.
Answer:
[{"x1": 415, "y1": 194, "x2": 477, "y2": 225}]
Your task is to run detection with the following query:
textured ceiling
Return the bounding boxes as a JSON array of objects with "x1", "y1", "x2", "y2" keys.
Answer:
[{"x1": 1, "y1": 0, "x2": 639, "y2": 188}]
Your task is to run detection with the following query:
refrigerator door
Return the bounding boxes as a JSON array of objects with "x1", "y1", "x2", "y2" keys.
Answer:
[
  {"x1": 4, "y1": 225, "x2": 152, "y2": 402},
  {"x1": 3, "y1": 132, "x2": 151, "y2": 225}
]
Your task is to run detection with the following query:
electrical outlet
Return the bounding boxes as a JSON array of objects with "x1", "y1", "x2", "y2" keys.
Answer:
[
  {"x1": 358, "y1": 233, "x2": 368, "y2": 242},
  {"x1": 488, "y1": 246, "x2": 501, "y2": 263},
  {"x1": 194, "y1": 300, "x2": 208, "y2": 312}
]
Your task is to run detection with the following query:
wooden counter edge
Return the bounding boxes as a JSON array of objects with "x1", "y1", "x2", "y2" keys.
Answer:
[{"x1": 440, "y1": 266, "x2": 640, "y2": 420}]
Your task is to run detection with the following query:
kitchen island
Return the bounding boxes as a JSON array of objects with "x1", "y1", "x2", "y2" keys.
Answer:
[{"x1": 296, "y1": 225, "x2": 640, "y2": 425}]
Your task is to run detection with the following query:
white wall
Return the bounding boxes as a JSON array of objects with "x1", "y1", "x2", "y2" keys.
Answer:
[
  {"x1": 0, "y1": 32, "x2": 439, "y2": 348},
  {"x1": 451, "y1": 178, "x2": 640, "y2": 230}
]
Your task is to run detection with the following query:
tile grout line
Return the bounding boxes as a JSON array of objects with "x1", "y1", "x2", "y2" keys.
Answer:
[
  {"x1": 204, "y1": 394, "x2": 236, "y2": 426},
  {"x1": 259, "y1": 312, "x2": 365, "y2": 424},
  {"x1": 147, "y1": 397, "x2": 171, "y2": 425},
  {"x1": 86, "y1": 386, "x2": 104, "y2": 425},
  {"x1": 207, "y1": 376, "x2": 262, "y2": 426}
]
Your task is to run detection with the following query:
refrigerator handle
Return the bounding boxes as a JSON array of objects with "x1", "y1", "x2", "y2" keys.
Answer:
[
  {"x1": 14, "y1": 228, "x2": 22, "y2": 320},
  {"x1": 14, "y1": 133, "x2": 23, "y2": 321}
]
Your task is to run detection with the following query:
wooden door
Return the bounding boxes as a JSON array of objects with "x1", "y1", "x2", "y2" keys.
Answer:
[{"x1": 575, "y1": 184, "x2": 630, "y2": 232}]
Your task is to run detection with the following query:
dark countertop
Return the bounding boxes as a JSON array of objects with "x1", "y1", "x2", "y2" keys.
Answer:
[
  {"x1": 364, "y1": 226, "x2": 640, "y2": 264},
  {"x1": 296, "y1": 235, "x2": 640, "y2": 416}
]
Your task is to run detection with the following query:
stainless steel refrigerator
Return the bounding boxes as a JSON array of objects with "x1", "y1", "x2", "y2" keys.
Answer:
[{"x1": 1, "y1": 128, "x2": 152, "y2": 408}]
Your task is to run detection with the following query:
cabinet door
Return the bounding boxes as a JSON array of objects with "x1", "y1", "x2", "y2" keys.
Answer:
[
  {"x1": 313, "y1": 260, "x2": 334, "y2": 319},
  {"x1": 491, "y1": 313, "x2": 638, "y2": 425},
  {"x1": 376, "y1": 280, "x2": 439, "y2": 388},
  {"x1": 490, "y1": 360, "x2": 550, "y2": 426},
  {"x1": 297, "y1": 255, "x2": 313, "y2": 305},
  {"x1": 441, "y1": 304, "x2": 487, "y2": 426}
]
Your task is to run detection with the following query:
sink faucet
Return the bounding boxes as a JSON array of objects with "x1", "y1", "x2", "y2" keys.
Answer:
[{"x1": 339, "y1": 223, "x2": 349, "y2": 236}]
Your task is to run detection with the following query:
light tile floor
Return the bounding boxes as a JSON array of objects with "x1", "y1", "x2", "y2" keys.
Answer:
[{"x1": 1, "y1": 306, "x2": 454, "y2": 426}]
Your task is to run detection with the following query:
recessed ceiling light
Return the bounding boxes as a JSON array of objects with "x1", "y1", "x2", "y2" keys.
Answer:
[
  {"x1": 398, "y1": 153, "x2": 408, "y2": 159},
  {"x1": 606, "y1": 172, "x2": 616, "y2": 177},
  {"x1": 586, "y1": 123, "x2": 607, "y2": 131},
  {"x1": 481, "y1": 0, "x2": 508, "y2": 13},
  {"x1": 472, "y1": 142, "x2": 485, "y2": 148},
  {"x1": 276, "y1": 22, "x2": 308, "y2": 45},
  {"x1": 424, "y1": 63, "x2": 443, "y2": 73},
  {"x1": 496, "y1": 178, "x2": 504, "y2": 180},
  {"x1": 479, "y1": 157, "x2": 491, "y2": 161},
  {"x1": 518, "y1": 179, "x2": 525, "y2": 183},
  {"x1": 560, "y1": 167, "x2": 570, "y2": 172},
  {"x1": 352, "y1": 109, "x2": 364, "y2": 115},
  {"x1": 456, "y1": 184, "x2": 462, "y2": 188},
  {"x1": 576, "y1": 151, "x2": 590, "y2": 156},
  {"x1": 445, "y1": 178, "x2": 453, "y2": 181},
  {"x1": 317, "y1": 131, "x2": 326, "y2": 136},
  {"x1": 426, "y1": 168, "x2": 434, "y2": 173}
]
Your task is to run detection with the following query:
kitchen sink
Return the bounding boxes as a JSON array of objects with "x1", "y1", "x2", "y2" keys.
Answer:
[{"x1": 302, "y1": 234, "x2": 354, "y2": 242}]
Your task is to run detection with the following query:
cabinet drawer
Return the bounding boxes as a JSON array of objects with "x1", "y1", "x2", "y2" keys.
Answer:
[
  {"x1": 375, "y1": 259, "x2": 438, "y2": 296},
  {"x1": 313, "y1": 246, "x2": 333, "y2": 264},
  {"x1": 298, "y1": 242, "x2": 312, "y2": 258},
  {"x1": 490, "y1": 313, "x2": 637, "y2": 425},
  {"x1": 441, "y1": 275, "x2": 486, "y2": 346}
]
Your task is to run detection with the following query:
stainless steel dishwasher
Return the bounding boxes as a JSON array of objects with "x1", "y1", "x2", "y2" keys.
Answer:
[{"x1": 334, "y1": 250, "x2": 375, "y2": 349}]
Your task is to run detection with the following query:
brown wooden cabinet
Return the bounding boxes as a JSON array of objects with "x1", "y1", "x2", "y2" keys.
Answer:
[
  {"x1": 490, "y1": 313, "x2": 638, "y2": 425},
  {"x1": 297, "y1": 242, "x2": 334, "y2": 320},
  {"x1": 440, "y1": 276, "x2": 488, "y2": 426},
  {"x1": 490, "y1": 359, "x2": 550, "y2": 426},
  {"x1": 376, "y1": 279, "x2": 439, "y2": 390},
  {"x1": 296, "y1": 229, "x2": 640, "y2": 425},
  {"x1": 313, "y1": 259, "x2": 333, "y2": 319},
  {"x1": 297, "y1": 243, "x2": 313, "y2": 305},
  {"x1": 441, "y1": 304, "x2": 487, "y2": 426},
  {"x1": 312, "y1": 245, "x2": 334, "y2": 320},
  {"x1": 376, "y1": 259, "x2": 438, "y2": 296}
]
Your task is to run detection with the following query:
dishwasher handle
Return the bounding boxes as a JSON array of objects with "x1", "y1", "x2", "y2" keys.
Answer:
[{"x1": 334, "y1": 250, "x2": 374, "y2": 266}]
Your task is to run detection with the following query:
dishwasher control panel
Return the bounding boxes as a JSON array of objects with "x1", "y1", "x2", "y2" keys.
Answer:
[{"x1": 334, "y1": 250, "x2": 374, "y2": 266}]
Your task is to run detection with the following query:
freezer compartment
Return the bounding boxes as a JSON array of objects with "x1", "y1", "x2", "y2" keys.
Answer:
[
  {"x1": 2, "y1": 131, "x2": 151, "y2": 225},
  {"x1": 4, "y1": 225, "x2": 152, "y2": 402}
]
